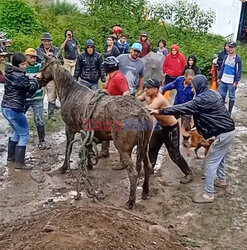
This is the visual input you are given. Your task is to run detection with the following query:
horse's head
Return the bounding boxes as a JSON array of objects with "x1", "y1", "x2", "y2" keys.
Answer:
[{"x1": 39, "y1": 51, "x2": 62, "y2": 86}]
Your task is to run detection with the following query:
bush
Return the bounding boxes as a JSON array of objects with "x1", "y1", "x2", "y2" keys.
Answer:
[
  {"x1": 0, "y1": 0, "x2": 42, "y2": 34},
  {"x1": 237, "y1": 44, "x2": 247, "y2": 74}
]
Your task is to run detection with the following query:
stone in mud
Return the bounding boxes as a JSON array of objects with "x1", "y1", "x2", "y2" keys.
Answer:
[
  {"x1": 43, "y1": 224, "x2": 59, "y2": 232},
  {"x1": 149, "y1": 225, "x2": 171, "y2": 240}
]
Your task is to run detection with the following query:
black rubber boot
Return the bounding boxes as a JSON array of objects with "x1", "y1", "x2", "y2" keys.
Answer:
[
  {"x1": 37, "y1": 126, "x2": 46, "y2": 149},
  {"x1": 7, "y1": 138, "x2": 17, "y2": 161},
  {"x1": 97, "y1": 141, "x2": 110, "y2": 159},
  {"x1": 229, "y1": 100, "x2": 235, "y2": 115},
  {"x1": 15, "y1": 146, "x2": 31, "y2": 170},
  {"x1": 48, "y1": 102, "x2": 56, "y2": 121}
]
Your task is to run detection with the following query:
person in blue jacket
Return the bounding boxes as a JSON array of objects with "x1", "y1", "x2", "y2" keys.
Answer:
[
  {"x1": 161, "y1": 69, "x2": 195, "y2": 146},
  {"x1": 218, "y1": 42, "x2": 242, "y2": 115}
]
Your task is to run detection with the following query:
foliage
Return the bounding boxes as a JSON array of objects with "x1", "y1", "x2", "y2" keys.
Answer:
[
  {"x1": 49, "y1": 0, "x2": 81, "y2": 15},
  {"x1": 237, "y1": 44, "x2": 247, "y2": 74},
  {"x1": 0, "y1": 0, "x2": 42, "y2": 34},
  {"x1": 148, "y1": 0, "x2": 216, "y2": 33}
]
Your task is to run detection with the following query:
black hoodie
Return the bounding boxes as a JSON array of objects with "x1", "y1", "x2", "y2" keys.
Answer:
[
  {"x1": 74, "y1": 39, "x2": 106, "y2": 83},
  {"x1": 183, "y1": 54, "x2": 201, "y2": 75},
  {"x1": 159, "y1": 75, "x2": 235, "y2": 139}
]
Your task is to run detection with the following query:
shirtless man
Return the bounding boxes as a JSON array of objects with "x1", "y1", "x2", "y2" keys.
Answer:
[{"x1": 138, "y1": 78, "x2": 194, "y2": 184}]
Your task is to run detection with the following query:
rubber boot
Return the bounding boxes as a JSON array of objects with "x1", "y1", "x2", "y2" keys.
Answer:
[
  {"x1": 221, "y1": 96, "x2": 226, "y2": 104},
  {"x1": 15, "y1": 146, "x2": 31, "y2": 170},
  {"x1": 229, "y1": 100, "x2": 235, "y2": 115},
  {"x1": 7, "y1": 138, "x2": 17, "y2": 161},
  {"x1": 48, "y1": 102, "x2": 56, "y2": 121},
  {"x1": 37, "y1": 126, "x2": 46, "y2": 149},
  {"x1": 97, "y1": 141, "x2": 110, "y2": 159}
]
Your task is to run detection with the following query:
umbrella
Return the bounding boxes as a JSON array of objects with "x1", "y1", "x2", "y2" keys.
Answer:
[{"x1": 141, "y1": 51, "x2": 166, "y2": 82}]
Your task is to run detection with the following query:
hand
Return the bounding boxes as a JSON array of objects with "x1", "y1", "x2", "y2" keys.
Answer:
[
  {"x1": 35, "y1": 72, "x2": 42, "y2": 79},
  {"x1": 137, "y1": 89, "x2": 144, "y2": 96},
  {"x1": 147, "y1": 108, "x2": 159, "y2": 115},
  {"x1": 233, "y1": 82, "x2": 238, "y2": 89}
]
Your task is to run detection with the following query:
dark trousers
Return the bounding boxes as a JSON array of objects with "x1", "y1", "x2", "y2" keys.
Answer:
[
  {"x1": 149, "y1": 123, "x2": 191, "y2": 175},
  {"x1": 164, "y1": 75, "x2": 177, "y2": 85}
]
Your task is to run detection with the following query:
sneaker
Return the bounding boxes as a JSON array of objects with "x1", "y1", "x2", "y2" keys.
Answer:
[
  {"x1": 214, "y1": 179, "x2": 227, "y2": 188},
  {"x1": 180, "y1": 171, "x2": 194, "y2": 184},
  {"x1": 192, "y1": 193, "x2": 215, "y2": 203}
]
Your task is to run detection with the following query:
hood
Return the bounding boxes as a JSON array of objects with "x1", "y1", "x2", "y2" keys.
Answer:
[
  {"x1": 85, "y1": 39, "x2": 95, "y2": 54},
  {"x1": 187, "y1": 54, "x2": 197, "y2": 65},
  {"x1": 5, "y1": 64, "x2": 23, "y2": 74},
  {"x1": 170, "y1": 44, "x2": 180, "y2": 57},
  {"x1": 192, "y1": 75, "x2": 209, "y2": 95}
]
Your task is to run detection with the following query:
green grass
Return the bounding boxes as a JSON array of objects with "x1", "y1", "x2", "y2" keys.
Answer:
[{"x1": 28, "y1": 111, "x2": 65, "y2": 133}]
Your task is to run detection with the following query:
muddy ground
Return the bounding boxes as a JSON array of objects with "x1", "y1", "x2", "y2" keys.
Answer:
[{"x1": 0, "y1": 80, "x2": 247, "y2": 250}]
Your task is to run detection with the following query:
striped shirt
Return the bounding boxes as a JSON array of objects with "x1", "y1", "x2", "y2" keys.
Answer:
[{"x1": 221, "y1": 55, "x2": 236, "y2": 84}]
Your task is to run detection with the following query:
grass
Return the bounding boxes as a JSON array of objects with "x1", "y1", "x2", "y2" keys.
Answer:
[
  {"x1": 28, "y1": 110, "x2": 65, "y2": 133},
  {"x1": 237, "y1": 44, "x2": 247, "y2": 74}
]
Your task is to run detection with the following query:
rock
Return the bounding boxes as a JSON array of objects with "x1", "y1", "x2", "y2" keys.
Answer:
[
  {"x1": 43, "y1": 224, "x2": 58, "y2": 232},
  {"x1": 88, "y1": 229, "x2": 97, "y2": 237},
  {"x1": 149, "y1": 225, "x2": 171, "y2": 240},
  {"x1": 48, "y1": 198, "x2": 54, "y2": 203}
]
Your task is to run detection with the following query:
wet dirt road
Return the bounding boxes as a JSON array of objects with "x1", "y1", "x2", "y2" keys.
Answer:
[{"x1": 0, "y1": 80, "x2": 247, "y2": 249}]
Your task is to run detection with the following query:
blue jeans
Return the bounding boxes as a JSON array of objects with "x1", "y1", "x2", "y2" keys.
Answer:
[
  {"x1": 205, "y1": 130, "x2": 235, "y2": 193},
  {"x1": 80, "y1": 80, "x2": 98, "y2": 90},
  {"x1": 219, "y1": 81, "x2": 236, "y2": 101},
  {"x1": 25, "y1": 99, "x2": 45, "y2": 127},
  {"x1": 1, "y1": 107, "x2": 30, "y2": 146}
]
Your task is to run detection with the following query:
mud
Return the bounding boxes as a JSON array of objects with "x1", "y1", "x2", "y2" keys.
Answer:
[{"x1": 0, "y1": 80, "x2": 247, "y2": 249}]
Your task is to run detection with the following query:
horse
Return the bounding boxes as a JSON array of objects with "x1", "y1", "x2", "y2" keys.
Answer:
[{"x1": 39, "y1": 54, "x2": 153, "y2": 209}]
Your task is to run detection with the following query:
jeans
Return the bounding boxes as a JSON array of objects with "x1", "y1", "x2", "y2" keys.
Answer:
[
  {"x1": 2, "y1": 107, "x2": 30, "y2": 146},
  {"x1": 25, "y1": 99, "x2": 45, "y2": 127},
  {"x1": 80, "y1": 80, "x2": 98, "y2": 90},
  {"x1": 149, "y1": 123, "x2": 191, "y2": 175},
  {"x1": 219, "y1": 81, "x2": 236, "y2": 101},
  {"x1": 205, "y1": 130, "x2": 235, "y2": 193}
]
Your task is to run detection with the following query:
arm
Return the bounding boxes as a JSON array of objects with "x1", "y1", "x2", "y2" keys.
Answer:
[
  {"x1": 114, "y1": 46, "x2": 120, "y2": 57},
  {"x1": 0, "y1": 71, "x2": 5, "y2": 83},
  {"x1": 74, "y1": 55, "x2": 82, "y2": 80},
  {"x1": 98, "y1": 54, "x2": 106, "y2": 83},
  {"x1": 60, "y1": 39, "x2": 68, "y2": 50},
  {"x1": 218, "y1": 55, "x2": 227, "y2": 80},
  {"x1": 139, "y1": 76, "x2": 144, "y2": 91},
  {"x1": 235, "y1": 56, "x2": 242, "y2": 84},
  {"x1": 161, "y1": 79, "x2": 176, "y2": 94},
  {"x1": 163, "y1": 56, "x2": 168, "y2": 74},
  {"x1": 158, "y1": 98, "x2": 201, "y2": 116},
  {"x1": 137, "y1": 92, "x2": 146, "y2": 101}
]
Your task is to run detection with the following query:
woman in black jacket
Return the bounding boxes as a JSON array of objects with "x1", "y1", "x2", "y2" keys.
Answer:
[
  {"x1": 104, "y1": 35, "x2": 120, "y2": 58},
  {"x1": 1, "y1": 53, "x2": 40, "y2": 169},
  {"x1": 183, "y1": 54, "x2": 201, "y2": 75}
]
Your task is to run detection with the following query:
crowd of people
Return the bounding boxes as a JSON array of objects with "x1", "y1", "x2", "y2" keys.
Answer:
[{"x1": 0, "y1": 26, "x2": 243, "y2": 203}]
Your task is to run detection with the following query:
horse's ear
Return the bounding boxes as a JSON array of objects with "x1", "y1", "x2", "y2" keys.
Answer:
[
  {"x1": 56, "y1": 50, "x2": 62, "y2": 59},
  {"x1": 41, "y1": 52, "x2": 51, "y2": 60}
]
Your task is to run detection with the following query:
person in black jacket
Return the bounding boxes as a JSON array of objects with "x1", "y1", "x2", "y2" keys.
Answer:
[
  {"x1": 217, "y1": 42, "x2": 229, "y2": 72},
  {"x1": 1, "y1": 53, "x2": 40, "y2": 169},
  {"x1": 104, "y1": 35, "x2": 120, "y2": 58},
  {"x1": 36, "y1": 33, "x2": 63, "y2": 121},
  {"x1": 148, "y1": 75, "x2": 235, "y2": 204},
  {"x1": 183, "y1": 54, "x2": 201, "y2": 75},
  {"x1": 74, "y1": 39, "x2": 106, "y2": 90}
]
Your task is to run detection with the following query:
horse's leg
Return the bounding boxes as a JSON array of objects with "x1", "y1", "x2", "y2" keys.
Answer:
[
  {"x1": 58, "y1": 127, "x2": 75, "y2": 174},
  {"x1": 142, "y1": 149, "x2": 152, "y2": 200}
]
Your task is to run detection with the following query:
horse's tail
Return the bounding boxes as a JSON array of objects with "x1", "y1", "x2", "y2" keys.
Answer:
[{"x1": 136, "y1": 111, "x2": 153, "y2": 172}]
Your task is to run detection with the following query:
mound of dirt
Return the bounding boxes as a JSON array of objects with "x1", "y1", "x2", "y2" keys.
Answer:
[{"x1": 0, "y1": 204, "x2": 185, "y2": 250}]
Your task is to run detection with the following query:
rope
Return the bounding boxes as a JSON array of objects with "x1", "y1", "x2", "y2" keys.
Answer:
[{"x1": 67, "y1": 90, "x2": 109, "y2": 201}]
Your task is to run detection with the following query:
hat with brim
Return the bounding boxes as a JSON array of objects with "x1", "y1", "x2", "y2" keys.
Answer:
[
  {"x1": 25, "y1": 48, "x2": 38, "y2": 57},
  {"x1": 144, "y1": 78, "x2": 160, "y2": 89},
  {"x1": 41, "y1": 32, "x2": 52, "y2": 41}
]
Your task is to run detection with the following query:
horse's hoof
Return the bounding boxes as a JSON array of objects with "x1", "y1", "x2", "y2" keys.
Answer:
[
  {"x1": 56, "y1": 167, "x2": 67, "y2": 174},
  {"x1": 126, "y1": 200, "x2": 134, "y2": 209},
  {"x1": 141, "y1": 192, "x2": 149, "y2": 200}
]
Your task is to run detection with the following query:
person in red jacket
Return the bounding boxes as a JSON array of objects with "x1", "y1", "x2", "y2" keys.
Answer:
[
  {"x1": 139, "y1": 32, "x2": 151, "y2": 58},
  {"x1": 0, "y1": 48, "x2": 7, "y2": 83},
  {"x1": 163, "y1": 44, "x2": 186, "y2": 85}
]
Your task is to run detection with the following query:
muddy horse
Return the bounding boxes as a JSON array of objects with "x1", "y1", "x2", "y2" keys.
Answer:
[{"x1": 39, "y1": 54, "x2": 153, "y2": 209}]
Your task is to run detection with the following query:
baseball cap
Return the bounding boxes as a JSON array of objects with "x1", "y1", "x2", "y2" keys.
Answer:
[
  {"x1": 131, "y1": 42, "x2": 142, "y2": 52},
  {"x1": 41, "y1": 32, "x2": 52, "y2": 41},
  {"x1": 228, "y1": 42, "x2": 237, "y2": 48},
  {"x1": 141, "y1": 32, "x2": 148, "y2": 37},
  {"x1": 144, "y1": 78, "x2": 160, "y2": 89},
  {"x1": 25, "y1": 48, "x2": 38, "y2": 57}
]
